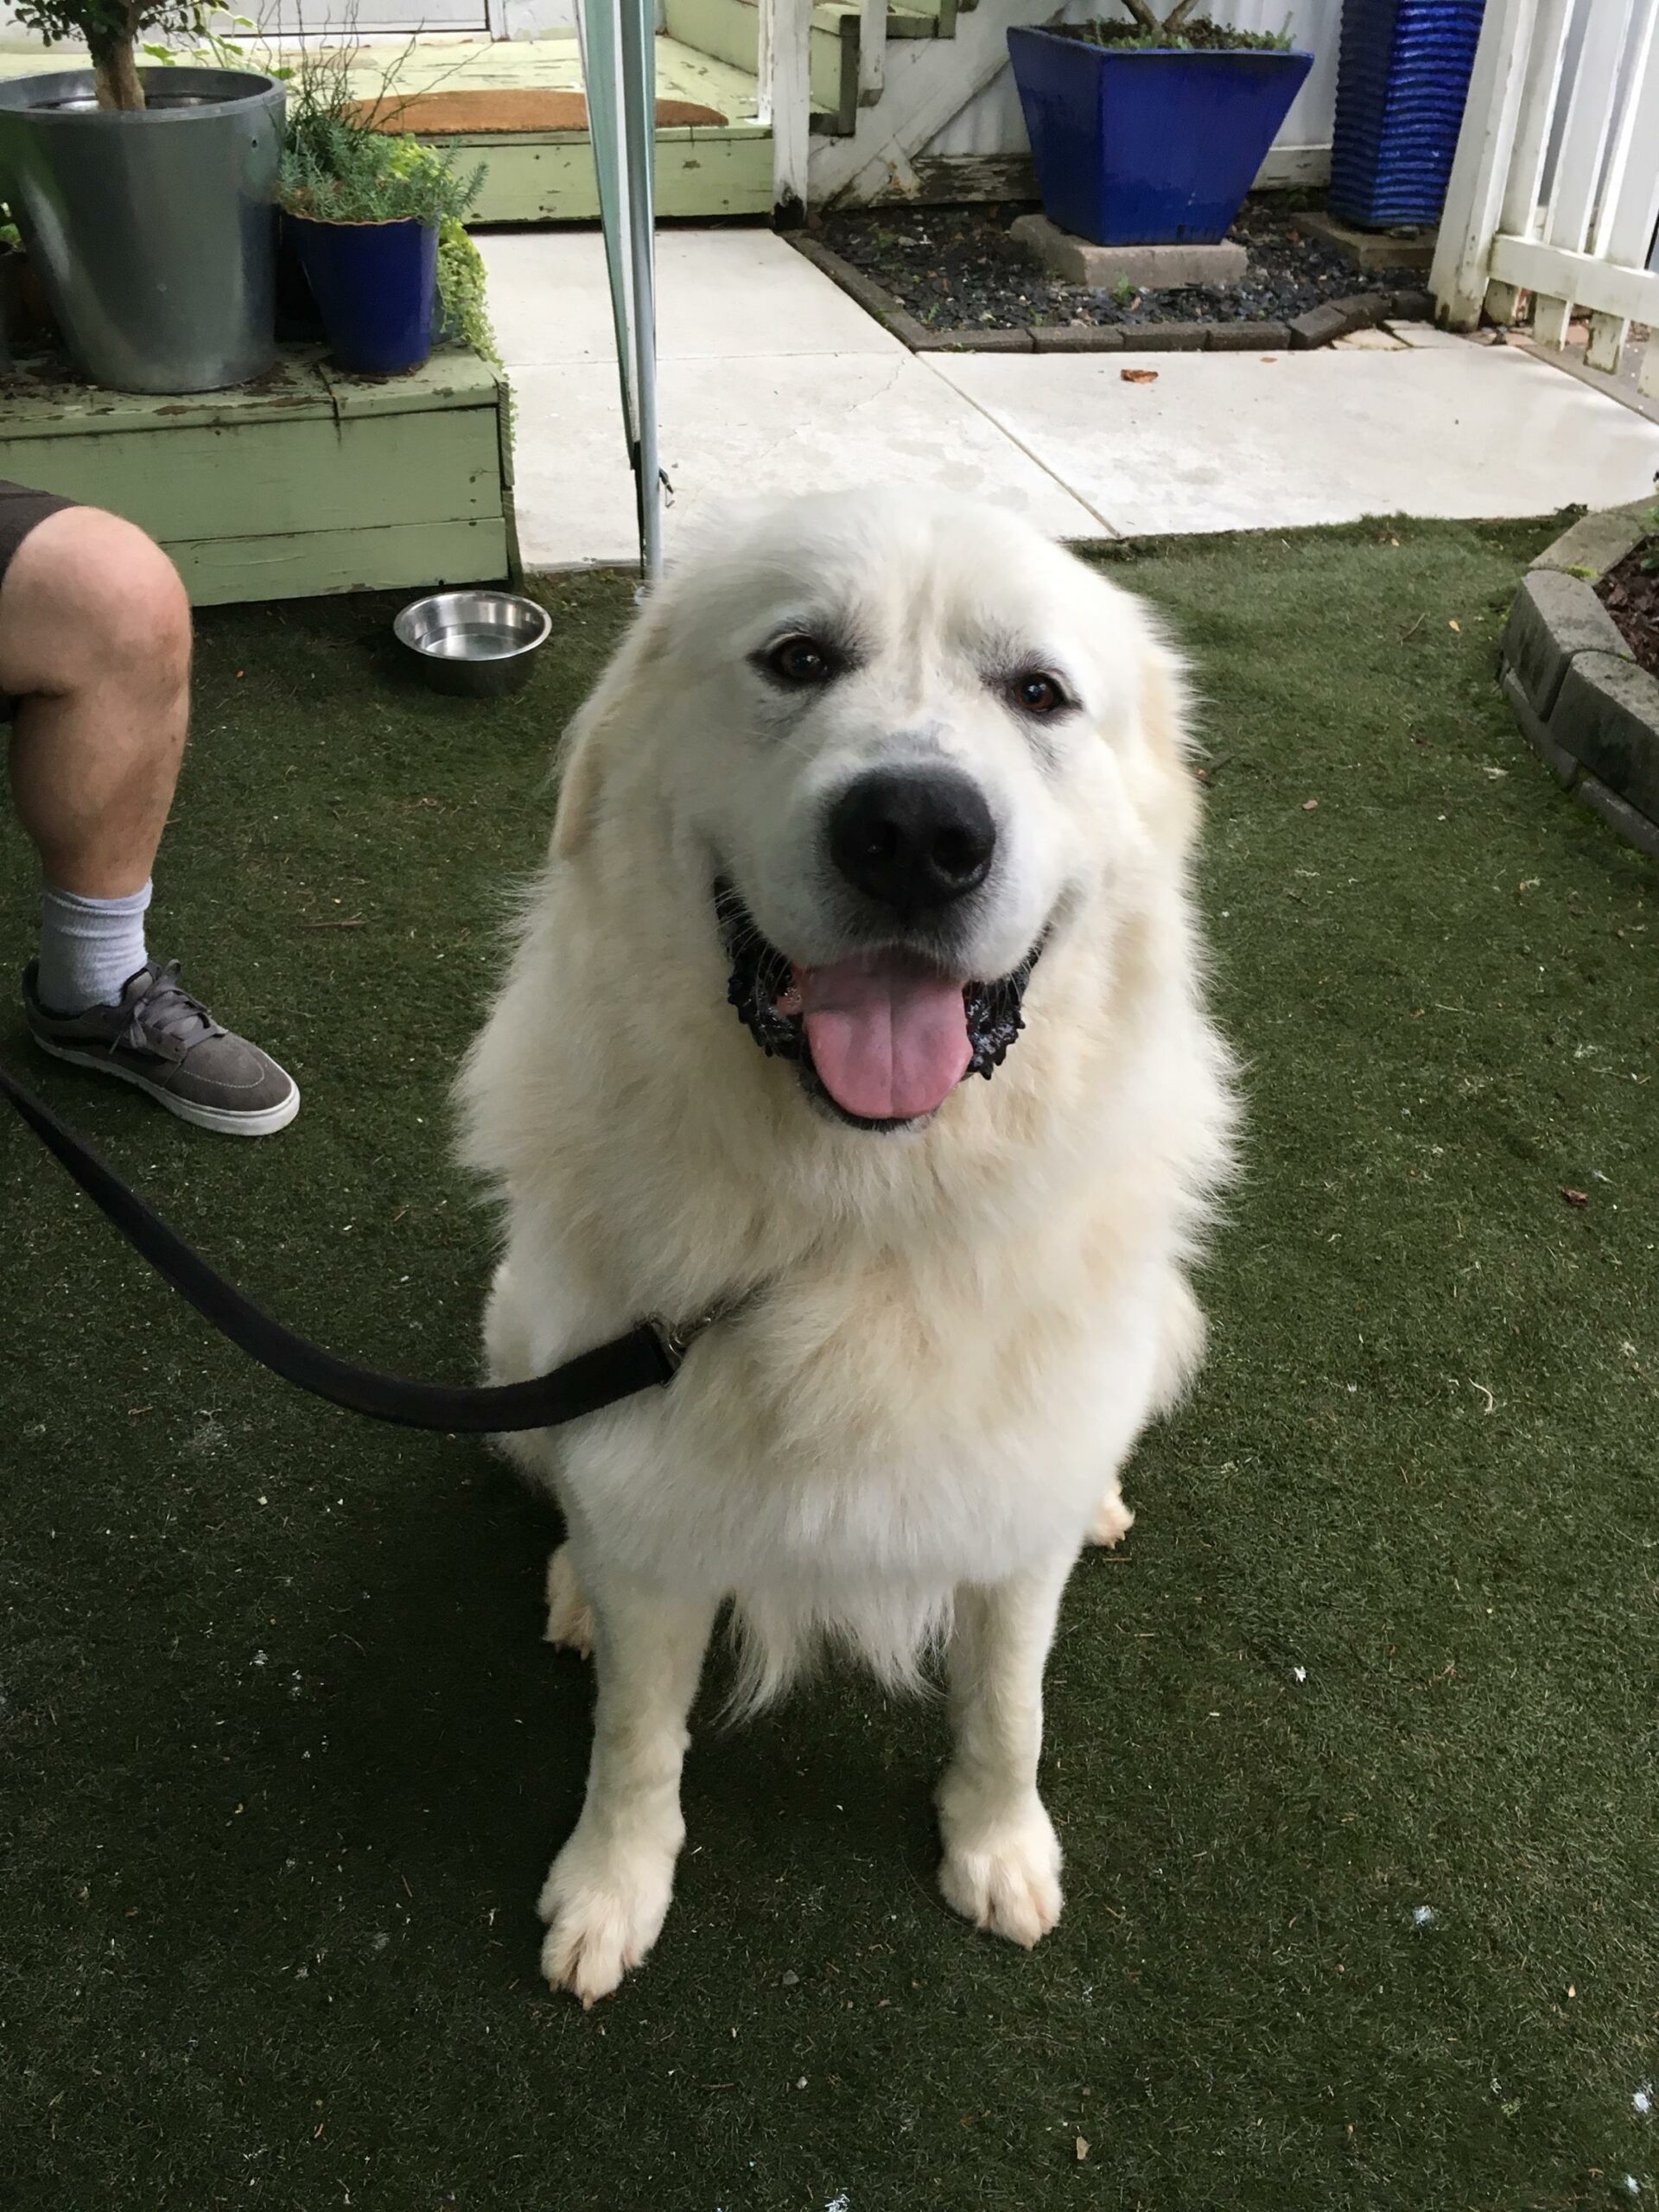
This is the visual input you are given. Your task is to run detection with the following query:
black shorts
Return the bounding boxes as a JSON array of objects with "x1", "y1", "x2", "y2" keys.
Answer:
[{"x1": 0, "y1": 478, "x2": 77, "y2": 722}]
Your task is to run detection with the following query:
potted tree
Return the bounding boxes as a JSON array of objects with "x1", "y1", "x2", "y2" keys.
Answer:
[
  {"x1": 1007, "y1": 7, "x2": 1313, "y2": 248},
  {"x1": 276, "y1": 57, "x2": 483, "y2": 377},
  {"x1": 0, "y1": 0, "x2": 284, "y2": 391}
]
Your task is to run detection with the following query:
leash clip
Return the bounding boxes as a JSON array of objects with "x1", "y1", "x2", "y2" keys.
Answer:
[{"x1": 648, "y1": 1310, "x2": 721, "y2": 1374}]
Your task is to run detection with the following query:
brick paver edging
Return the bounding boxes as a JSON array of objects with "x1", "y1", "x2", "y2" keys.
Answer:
[
  {"x1": 788, "y1": 232, "x2": 1436, "y2": 354},
  {"x1": 1499, "y1": 501, "x2": 1659, "y2": 861}
]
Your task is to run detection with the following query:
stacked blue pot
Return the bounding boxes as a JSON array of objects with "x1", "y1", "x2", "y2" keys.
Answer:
[{"x1": 1329, "y1": 0, "x2": 1486, "y2": 229}]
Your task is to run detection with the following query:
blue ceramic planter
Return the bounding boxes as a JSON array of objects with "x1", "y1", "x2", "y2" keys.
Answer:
[
  {"x1": 1007, "y1": 28, "x2": 1313, "y2": 247},
  {"x1": 286, "y1": 213, "x2": 436, "y2": 375},
  {"x1": 1329, "y1": 0, "x2": 1485, "y2": 230}
]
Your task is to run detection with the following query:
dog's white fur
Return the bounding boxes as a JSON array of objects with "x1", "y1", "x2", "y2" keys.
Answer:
[{"x1": 457, "y1": 489, "x2": 1236, "y2": 2005}]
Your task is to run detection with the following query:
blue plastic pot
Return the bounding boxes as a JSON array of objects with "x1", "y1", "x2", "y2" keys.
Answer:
[
  {"x1": 285, "y1": 213, "x2": 436, "y2": 375},
  {"x1": 1329, "y1": 0, "x2": 1485, "y2": 230},
  {"x1": 1007, "y1": 28, "x2": 1313, "y2": 247}
]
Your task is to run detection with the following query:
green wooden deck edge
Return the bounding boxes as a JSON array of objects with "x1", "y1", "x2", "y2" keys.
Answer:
[
  {"x1": 0, "y1": 345, "x2": 518, "y2": 607},
  {"x1": 167, "y1": 516, "x2": 513, "y2": 607},
  {"x1": 460, "y1": 127, "x2": 772, "y2": 223},
  {"x1": 0, "y1": 349, "x2": 504, "y2": 438}
]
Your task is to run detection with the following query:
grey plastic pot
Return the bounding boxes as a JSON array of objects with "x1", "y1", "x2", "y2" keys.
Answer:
[{"x1": 0, "y1": 67, "x2": 285, "y2": 393}]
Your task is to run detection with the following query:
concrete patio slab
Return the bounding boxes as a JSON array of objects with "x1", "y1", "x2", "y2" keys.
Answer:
[
  {"x1": 484, "y1": 227, "x2": 1659, "y2": 567},
  {"x1": 477, "y1": 228, "x2": 903, "y2": 367},
  {"x1": 509, "y1": 351, "x2": 1106, "y2": 568},
  {"x1": 929, "y1": 346, "x2": 1659, "y2": 536}
]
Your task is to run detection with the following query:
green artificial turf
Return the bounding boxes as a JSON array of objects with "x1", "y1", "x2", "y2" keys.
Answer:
[{"x1": 2, "y1": 518, "x2": 1656, "y2": 2212}]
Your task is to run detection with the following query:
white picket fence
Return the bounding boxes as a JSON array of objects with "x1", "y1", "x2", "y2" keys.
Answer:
[{"x1": 1431, "y1": 0, "x2": 1659, "y2": 396}]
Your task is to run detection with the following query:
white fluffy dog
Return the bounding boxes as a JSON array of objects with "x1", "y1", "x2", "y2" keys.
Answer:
[{"x1": 458, "y1": 488, "x2": 1236, "y2": 2005}]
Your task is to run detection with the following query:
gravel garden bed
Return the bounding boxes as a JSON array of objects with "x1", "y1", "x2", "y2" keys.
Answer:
[{"x1": 802, "y1": 195, "x2": 1433, "y2": 353}]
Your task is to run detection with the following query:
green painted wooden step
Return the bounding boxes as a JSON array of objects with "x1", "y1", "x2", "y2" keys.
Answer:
[{"x1": 661, "y1": 0, "x2": 947, "y2": 135}]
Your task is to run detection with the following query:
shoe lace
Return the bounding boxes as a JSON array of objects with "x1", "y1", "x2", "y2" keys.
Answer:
[{"x1": 118, "y1": 960, "x2": 227, "y2": 1058}]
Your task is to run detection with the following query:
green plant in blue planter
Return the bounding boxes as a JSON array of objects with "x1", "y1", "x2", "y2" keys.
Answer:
[
  {"x1": 1007, "y1": 8, "x2": 1313, "y2": 247},
  {"x1": 276, "y1": 48, "x2": 482, "y2": 376}
]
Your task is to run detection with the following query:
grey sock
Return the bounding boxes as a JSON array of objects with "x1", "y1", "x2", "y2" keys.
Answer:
[{"x1": 36, "y1": 879, "x2": 152, "y2": 1014}]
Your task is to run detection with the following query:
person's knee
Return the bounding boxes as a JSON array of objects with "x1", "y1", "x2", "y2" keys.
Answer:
[
  {"x1": 2, "y1": 505, "x2": 190, "y2": 700},
  {"x1": 66, "y1": 510, "x2": 190, "y2": 693}
]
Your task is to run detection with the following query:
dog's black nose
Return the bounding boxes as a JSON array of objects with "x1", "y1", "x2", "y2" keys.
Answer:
[{"x1": 828, "y1": 767, "x2": 996, "y2": 918}]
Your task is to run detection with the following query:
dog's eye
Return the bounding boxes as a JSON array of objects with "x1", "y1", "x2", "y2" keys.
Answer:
[
  {"x1": 1010, "y1": 670, "x2": 1071, "y2": 716},
  {"x1": 763, "y1": 634, "x2": 835, "y2": 687}
]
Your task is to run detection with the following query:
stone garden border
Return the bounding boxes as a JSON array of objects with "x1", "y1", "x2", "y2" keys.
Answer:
[
  {"x1": 788, "y1": 231, "x2": 1436, "y2": 354},
  {"x1": 1499, "y1": 500, "x2": 1659, "y2": 861}
]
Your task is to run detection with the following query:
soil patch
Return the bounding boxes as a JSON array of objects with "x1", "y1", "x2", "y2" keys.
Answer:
[
  {"x1": 816, "y1": 196, "x2": 1423, "y2": 334},
  {"x1": 1596, "y1": 538, "x2": 1659, "y2": 677}
]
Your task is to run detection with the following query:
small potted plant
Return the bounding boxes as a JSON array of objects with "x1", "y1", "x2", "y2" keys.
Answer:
[
  {"x1": 0, "y1": 0, "x2": 284, "y2": 391},
  {"x1": 1007, "y1": 6, "x2": 1313, "y2": 248},
  {"x1": 276, "y1": 54, "x2": 483, "y2": 378}
]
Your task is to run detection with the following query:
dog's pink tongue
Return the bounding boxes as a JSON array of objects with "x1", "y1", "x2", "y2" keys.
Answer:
[{"x1": 796, "y1": 950, "x2": 972, "y2": 1122}]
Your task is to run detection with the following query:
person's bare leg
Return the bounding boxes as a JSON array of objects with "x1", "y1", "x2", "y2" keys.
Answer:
[
  {"x1": 1, "y1": 505, "x2": 190, "y2": 901},
  {"x1": 3, "y1": 502, "x2": 299, "y2": 1135}
]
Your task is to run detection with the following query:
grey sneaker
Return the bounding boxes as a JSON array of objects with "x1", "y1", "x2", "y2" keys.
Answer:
[{"x1": 22, "y1": 958, "x2": 300, "y2": 1138}]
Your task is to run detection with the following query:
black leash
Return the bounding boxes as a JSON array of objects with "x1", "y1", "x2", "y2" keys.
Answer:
[{"x1": 0, "y1": 1057, "x2": 698, "y2": 1434}]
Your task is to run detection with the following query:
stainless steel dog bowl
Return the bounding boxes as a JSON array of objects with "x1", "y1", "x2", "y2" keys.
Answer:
[{"x1": 393, "y1": 589, "x2": 550, "y2": 698}]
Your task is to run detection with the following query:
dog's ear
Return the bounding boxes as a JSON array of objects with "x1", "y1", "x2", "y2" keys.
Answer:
[{"x1": 550, "y1": 597, "x2": 668, "y2": 859}]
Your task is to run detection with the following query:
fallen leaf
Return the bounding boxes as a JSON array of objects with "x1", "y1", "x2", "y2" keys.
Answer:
[
  {"x1": 1076, "y1": 2137, "x2": 1090, "y2": 2162},
  {"x1": 1561, "y1": 1187, "x2": 1590, "y2": 1207},
  {"x1": 1448, "y1": 619, "x2": 1462, "y2": 632},
  {"x1": 1120, "y1": 367, "x2": 1159, "y2": 384},
  {"x1": 1302, "y1": 798, "x2": 1319, "y2": 811}
]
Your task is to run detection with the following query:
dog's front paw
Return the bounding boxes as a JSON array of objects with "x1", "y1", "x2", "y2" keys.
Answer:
[
  {"x1": 543, "y1": 1543, "x2": 595, "y2": 1657},
  {"x1": 936, "y1": 1782, "x2": 1063, "y2": 1949},
  {"x1": 1087, "y1": 1488, "x2": 1135, "y2": 1548},
  {"x1": 537, "y1": 1827, "x2": 677, "y2": 2005}
]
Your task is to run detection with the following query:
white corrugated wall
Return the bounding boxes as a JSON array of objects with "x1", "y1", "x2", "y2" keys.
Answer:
[{"x1": 924, "y1": 0, "x2": 1344, "y2": 166}]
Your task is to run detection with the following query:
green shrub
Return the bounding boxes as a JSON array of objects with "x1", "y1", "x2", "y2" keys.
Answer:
[
  {"x1": 278, "y1": 119, "x2": 482, "y2": 226},
  {"x1": 276, "y1": 41, "x2": 482, "y2": 228},
  {"x1": 435, "y1": 216, "x2": 500, "y2": 365}
]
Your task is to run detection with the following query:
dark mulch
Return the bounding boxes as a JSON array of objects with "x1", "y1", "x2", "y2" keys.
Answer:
[
  {"x1": 817, "y1": 195, "x2": 1425, "y2": 334},
  {"x1": 1597, "y1": 538, "x2": 1659, "y2": 677}
]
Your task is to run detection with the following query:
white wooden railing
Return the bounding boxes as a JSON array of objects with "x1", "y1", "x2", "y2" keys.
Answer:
[{"x1": 1432, "y1": 0, "x2": 1659, "y2": 397}]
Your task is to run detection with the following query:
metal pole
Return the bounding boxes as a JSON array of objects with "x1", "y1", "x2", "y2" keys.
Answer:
[
  {"x1": 577, "y1": 0, "x2": 663, "y2": 580},
  {"x1": 617, "y1": 0, "x2": 663, "y2": 580}
]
